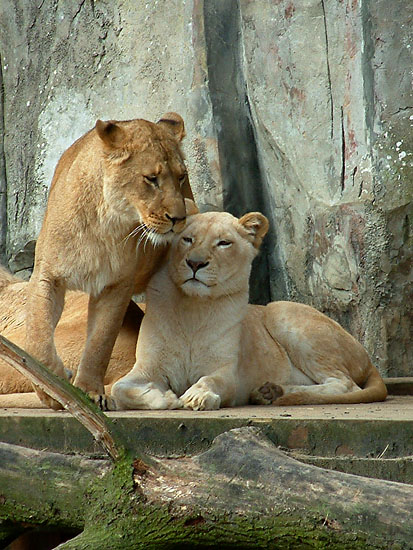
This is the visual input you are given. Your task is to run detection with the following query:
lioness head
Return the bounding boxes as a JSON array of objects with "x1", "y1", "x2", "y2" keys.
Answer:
[
  {"x1": 96, "y1": 112, "x2": 193, "y2": 245},
  {"x1": 168, "y1": 210, "x2": 269, "y2": 298}
]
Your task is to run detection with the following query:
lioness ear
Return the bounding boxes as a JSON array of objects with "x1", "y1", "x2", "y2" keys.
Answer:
[
  {"x1": 184, "y1": 198, "x2": 200, "y2": 217},
  {"x1": 157, "y1": 112, "x2": 185, "y2": 142},
  {"x1": 95, "y1": 120, "x2": 127, "y2": 149},
  {"x1": 238, "y1": 212, "x2": 269, "y2": 249}
]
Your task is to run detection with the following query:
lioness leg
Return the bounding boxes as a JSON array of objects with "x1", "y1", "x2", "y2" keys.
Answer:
[
  {"x1": 72, "y1": 280, "x2": 134, "y2": 406},
  {"x1": 111, "y1": 373, "x2": 182, "y2": 410},
  {"x1": 251, "y1": 376, "x2": 360, "y2": 406},
  {"x1": 259, "y1": 301, "x2": 386, "y2": 405},
  {"x1": 180, "y1": 369, "x2": 237, "y2": 411},
  {"x1": 25, "y1": 276, "x2": 66, "y2": 409}
]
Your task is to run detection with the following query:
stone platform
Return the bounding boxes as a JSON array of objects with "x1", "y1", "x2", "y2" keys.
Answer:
[{"x1": 1, "y1": 394, "x2": 412, "y2": 484}]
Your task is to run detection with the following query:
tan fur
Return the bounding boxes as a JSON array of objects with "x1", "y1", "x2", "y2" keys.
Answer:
[
  {"x1": 0, "y1": 267, "x2": 136, "y2": 399},
  {"x1": 25, "y1": 113, "x2": 193, "y2": 408},
  {"x1": 111, "y1": 211, "x2": 387, "y2": 410},
  {"x1": 1, "y1": 211, "x2": 387, "y2": 410}
]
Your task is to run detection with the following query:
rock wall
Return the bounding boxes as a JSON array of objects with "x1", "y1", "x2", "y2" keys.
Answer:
[{"x1": 0, "y1": 0, "x2": 411, "y2": 376}]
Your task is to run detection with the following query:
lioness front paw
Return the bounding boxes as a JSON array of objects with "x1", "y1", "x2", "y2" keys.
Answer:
[
  {"x1": 181, "y1": 387, "x2": 221, "y2": 411},
  {"x1": 163, "y1": 390, "x2": 183, "y2": 410},
  {"x1": 33, "y1": 386, "x2": 64, "y2": 411},
  {"x1": 250, "y1": 382, "x2": 284, "y2": 405},
  {"x1": 88, "y1": 392, "x2": 117, "y2": 411},
  {"x1": 110, "y1": 381, "x2": 183, "y2": 410}
]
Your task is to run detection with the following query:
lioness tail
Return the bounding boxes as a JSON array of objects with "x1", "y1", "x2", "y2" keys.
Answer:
[
  {"x1": 277, "y1": 365, "x2": 388, "y2": 406},
  {"x1": 315, "y1": 366, "x2": 388, "y2": 405}
]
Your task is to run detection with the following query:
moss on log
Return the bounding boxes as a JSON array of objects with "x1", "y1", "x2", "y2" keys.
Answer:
[{"x1": 0, "y1": 442, "x2": 110, "y2": 528}]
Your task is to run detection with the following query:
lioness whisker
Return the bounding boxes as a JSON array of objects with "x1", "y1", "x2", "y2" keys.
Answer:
[
  {"x1": 136, "y1": 225, "x2": 150, "y2": 244},
  {"x1": 122, "y1": 223, "x2": 147, "y2": 245},
  {"x1": 142, "y1": 233, "x2": 149, "y2": 253},
  {"x1": 137, "y1": 226, "x2": 154, "y2": 253},
  {"x1": 136, "y1": 232, "x2": 147, "y2": 249},
  {"x1": 143, "y1": 229, "x2": 155, "y2": 253}
]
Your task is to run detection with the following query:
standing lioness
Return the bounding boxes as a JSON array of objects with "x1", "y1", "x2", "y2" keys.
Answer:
[
  {"x1": 26, "y1": 113, "x2": 193, "y2": 409},
  {"x1": 112, "y1": 210, "x2": 387, "y2": 410}
]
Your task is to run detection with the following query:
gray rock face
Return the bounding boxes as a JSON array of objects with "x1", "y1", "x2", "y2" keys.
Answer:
[{"x1": 0, "y1": 0, "x2": 411, "y2": 376}]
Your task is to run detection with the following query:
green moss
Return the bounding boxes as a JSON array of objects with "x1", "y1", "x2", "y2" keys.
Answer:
[
  {"x1": 60, "y1": 503, "x2": 396, "y2": 550},
  {"x1": 57, "y1": 455, "x2": 398, "y2": 550},
  {"x1": 0, "y1": 473, "x2": 87, "y2": 531}
]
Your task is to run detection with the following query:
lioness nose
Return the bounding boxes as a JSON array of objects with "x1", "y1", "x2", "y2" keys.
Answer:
[
  {"x1": 165, "y1": 213, "x2": 186, "y2": 226},
  {"x1": 186, "y1": 258, "x2": 209, "y2": 273}
]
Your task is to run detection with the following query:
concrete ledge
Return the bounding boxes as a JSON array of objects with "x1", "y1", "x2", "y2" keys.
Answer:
[
  {"x1": 1, "y1": 397, "x2": 412, "y2": 466},
  {"x1": 384, "y1": 377, "x2": 413, "y2": 395},
  {"x1": 290, "y1": 453, "x2": 413, "y2": 484}
]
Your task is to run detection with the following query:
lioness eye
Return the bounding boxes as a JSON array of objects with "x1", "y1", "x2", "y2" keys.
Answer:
[
  {"x1": 217, "y1": 240, "x2": 232, "y2": 248},
  {"x1": 183, "y1": 236, "x2": 193, "y2": 244},
  {"x1": 144, "y1": 175, "x2": 158, "y2": 187},
  {"x1": 179, "y1": 173, "x2": 187, "y2": 185}
]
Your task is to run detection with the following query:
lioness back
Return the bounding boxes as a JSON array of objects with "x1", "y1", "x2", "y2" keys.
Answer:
[{"x1": 0, "y1": 266, "x2": 137, "y2": 395}]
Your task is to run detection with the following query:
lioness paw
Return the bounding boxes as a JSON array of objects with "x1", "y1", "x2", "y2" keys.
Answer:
[
  {"x1": 34, "y1": 386, "x2": 64, "y2": 411},
  {"x1": 250, "y1": 382, "x2": 284, "y2": 405},
  {"x1": 88, "y1": 392, "x2": 117, "y2": 411},
  {"x1": 163, "y1": 390, "x2": 184, "y2": 410},
  {"x1": 110, "y1": 382, "x2": 183, "y2": 410},
  {"x1": 181, "y1": 387, "x2": 221, "y2": 411}
]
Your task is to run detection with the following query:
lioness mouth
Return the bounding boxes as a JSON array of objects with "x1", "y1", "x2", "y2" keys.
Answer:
[
  {"x1": 185, "y1": 276, "x2": 203, "y2": 284},
  {"x1": 183, "y1": 277, "x2": 214, "y2": 288}
]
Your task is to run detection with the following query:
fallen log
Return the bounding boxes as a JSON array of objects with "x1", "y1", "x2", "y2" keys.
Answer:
[{"x1": 1, "y1": 428, "x2": 412, "y2": 549}]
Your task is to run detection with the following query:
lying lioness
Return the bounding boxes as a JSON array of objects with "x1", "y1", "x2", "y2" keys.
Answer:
[{"x1": 111, "y1": 210, "x2": 387, "y2": 410}]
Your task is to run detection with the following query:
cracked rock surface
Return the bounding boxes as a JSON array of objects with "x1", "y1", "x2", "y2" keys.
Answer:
[{"x1": 0, "y1": 0, "x2": 411, "y2": 376}]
